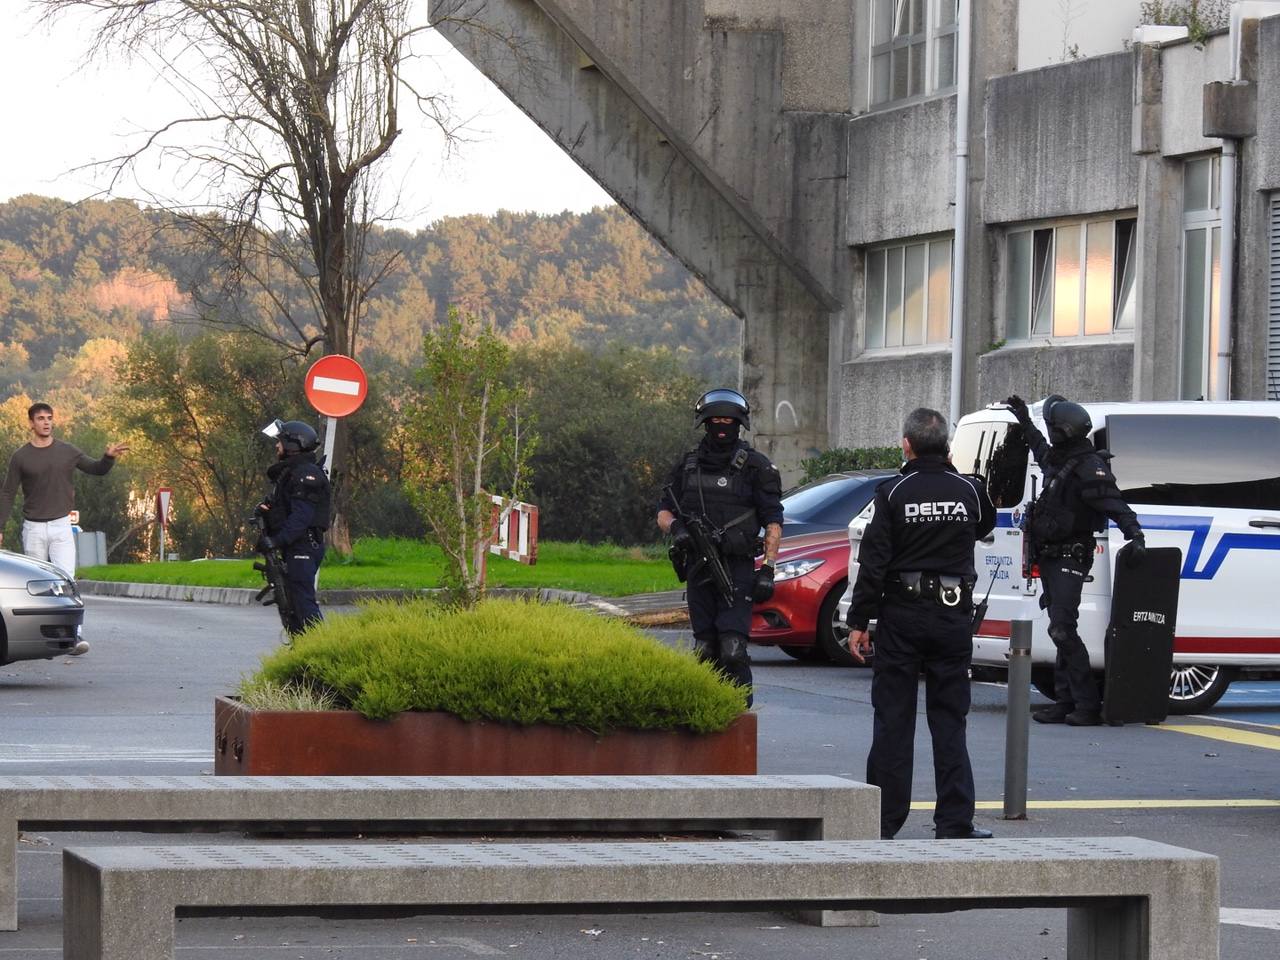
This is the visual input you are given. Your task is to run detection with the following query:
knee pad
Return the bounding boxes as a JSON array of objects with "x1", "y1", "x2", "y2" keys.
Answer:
[
  {"x1": 1047, "y1": 624, "x2": 1076, "y2": 645},
  {"x1": 719, "y1": 632, "x2": 749, "y2": 663},
  {"x1": 692, "y1": 632, "x2": 717, "y2": 661}
]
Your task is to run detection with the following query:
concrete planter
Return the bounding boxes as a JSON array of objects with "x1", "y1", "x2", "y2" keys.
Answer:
[{"x1": 213, "y1": 696, "x2": 757, "y2": 776}]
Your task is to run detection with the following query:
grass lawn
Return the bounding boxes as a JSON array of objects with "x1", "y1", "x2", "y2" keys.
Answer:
[{"x1": 78, "y1": 538, "x2": 682, "y2": 597}]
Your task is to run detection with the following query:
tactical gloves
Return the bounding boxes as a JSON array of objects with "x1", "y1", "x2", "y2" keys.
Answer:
[
  {"x1": 669, "y1": 521, "x2": 692, "y2": 551},
  {"x1": 1005, "y1": 394, "x2": 1032, "y2": 428},
  {"x1": 751, "y1": 564, "x2": 776, "y2": 603},
  {"x1": 1125, "y1": 536, "x2": 1148, "y2": 568}
]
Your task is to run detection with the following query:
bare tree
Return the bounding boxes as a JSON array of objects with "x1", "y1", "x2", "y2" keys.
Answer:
[{"x1": 33, "y1": 0, "x2": 470, "y2": 552}]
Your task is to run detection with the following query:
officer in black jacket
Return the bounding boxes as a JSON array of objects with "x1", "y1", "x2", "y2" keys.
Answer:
[
  {"x1": 257, "y1": 419, "x2": 332, "y2": 635},
  {"x1": 1005, "y1": 395, "x2": 1145, "y2": 726},
  {"x1": 846, "y1": 407, "x2": 995, "y2": 840},
  {"x1": 656, "y1": 389, "x2": 784, "y2": 706}
]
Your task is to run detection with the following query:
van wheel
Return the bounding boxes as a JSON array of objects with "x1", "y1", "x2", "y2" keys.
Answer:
[
  {"x1": 1167, "y1": 665, "x2": 1233, "y2": 715},
  {"x1": 816, "y1": 580, "x2": 862, "y2": 667}
]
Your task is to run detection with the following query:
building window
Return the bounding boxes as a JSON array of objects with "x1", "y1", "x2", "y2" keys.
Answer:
[
  {"x1": 1004, "y1": 217, "x2": 1137, "y2": 341},
  {"x1": 864, "y1": 236, "x2": 953, "y2": 349},
  {"x1": 1181, "y1": 154, "x2": 1222, "y2": 401},
  {"x1": 870, "y1": 0, "x2": 959, "y2": 108}
]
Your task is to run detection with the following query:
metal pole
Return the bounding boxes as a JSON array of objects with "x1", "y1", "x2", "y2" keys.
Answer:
[
  {"x1": 947, "y1": 0, "x2": 972, "y2": 430},
  {"x1": 321, "y1": 415, "x2": 338, "y2": 479},
  {"x1": 1003, "y1": 619, "x2": 1032, "y2": 820},
  {"x1": 159, "y1": 525, "x2": 166, "y2": 563}
]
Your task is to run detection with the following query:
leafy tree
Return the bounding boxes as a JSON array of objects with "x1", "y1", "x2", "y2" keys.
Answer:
[
  {"x1": 111, "y1": 331, "x2": 304, "y2": 556},
  {"x1": 31, "y1": 0, "x2": 482, "y2": 555},
  {"x1": 514, "y1": 344, "x2": 700, "y2": 544},
  {"x1": 399, "y1": 314, "x2": 536, "y2": 606}
]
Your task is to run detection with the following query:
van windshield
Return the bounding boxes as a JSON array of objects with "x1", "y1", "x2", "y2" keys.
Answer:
[
  {"x1": 951, "y1": 420, "x2": 1028, "y2": 508},
  {"x1": 1108, "y1": 414, "x2": 1280, "y2": 510}
]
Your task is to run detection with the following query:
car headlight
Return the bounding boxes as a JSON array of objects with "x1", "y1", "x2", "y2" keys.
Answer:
[
  {"x1": 773, "y1": 558, "x2": 825, "y2": 582},
  {"x1": 27, "y1": 579, "x2": 77, "y2": 599}
]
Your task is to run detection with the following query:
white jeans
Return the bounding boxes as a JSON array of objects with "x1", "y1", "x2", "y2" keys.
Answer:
[{"x1": 22, "y1": 516, "x2": 76, "y2": 577}]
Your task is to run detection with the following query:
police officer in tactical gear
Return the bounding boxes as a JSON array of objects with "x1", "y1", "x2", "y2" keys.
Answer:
[
  {"x1": 656, "y1": 389, "x2": 784, "y2": 706},
  {"x1": 257, "y1": 418, "x2": 332, "y2": 635},
  {"x1": 846, "y1": 407, "x2": 996, "y2": 840},
  {"x1": 1005, "y1": 395, "x2": 1145, "y2": 727}
]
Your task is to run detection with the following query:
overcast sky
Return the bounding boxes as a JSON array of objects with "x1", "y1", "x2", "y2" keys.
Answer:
[{"x1": 0, "y1": 6, "x2": 612, "y2": 229}]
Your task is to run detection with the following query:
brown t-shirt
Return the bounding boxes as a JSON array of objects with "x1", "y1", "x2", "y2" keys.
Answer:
[{"x1": 0, "y1": 440, "x2": 116, "y2": 522}]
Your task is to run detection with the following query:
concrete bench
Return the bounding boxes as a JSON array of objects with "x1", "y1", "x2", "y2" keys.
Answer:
[
  {"x1": 61, "y1": 837, "x2": 1219, "y2": 960},
  {"x1": 0, "y1": 773, "x2": 876, "y2": 930}
]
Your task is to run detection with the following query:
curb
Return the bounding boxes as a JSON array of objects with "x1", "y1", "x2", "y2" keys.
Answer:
[{"x1": 77, "y1": 581, "x2": 595, "y2": 607}]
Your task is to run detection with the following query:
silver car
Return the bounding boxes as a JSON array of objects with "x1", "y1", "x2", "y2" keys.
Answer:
[{"x1": 0, "y1": 550, "x2": 86, "y2": 663}]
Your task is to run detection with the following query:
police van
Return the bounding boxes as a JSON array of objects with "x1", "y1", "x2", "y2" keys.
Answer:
[{"x1": 840, "y1": 400, "x2": 1280, "y2": 714}]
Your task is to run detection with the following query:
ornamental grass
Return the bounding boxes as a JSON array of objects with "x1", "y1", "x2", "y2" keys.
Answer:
[{"x1": 237, "y1": 598, "x2": 747, "y2": 734}]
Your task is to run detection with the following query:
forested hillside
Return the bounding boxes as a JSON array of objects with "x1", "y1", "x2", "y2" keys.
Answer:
[{"x1": 0, "y1": 194, "x2": 738, "y2": 397}]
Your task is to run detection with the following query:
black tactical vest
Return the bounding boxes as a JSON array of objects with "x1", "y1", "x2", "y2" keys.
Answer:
[{"x1": 678, "y1": 446, "x2": 759, "y2": 556}]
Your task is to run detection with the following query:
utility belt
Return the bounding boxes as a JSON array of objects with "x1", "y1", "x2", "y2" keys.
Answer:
[
  {"x1": 885, "y1": 572, "x2": 976, "y2": 609},
  {"x1": 1036, "y1": 540, "x2": 1093, "y2": 562}
]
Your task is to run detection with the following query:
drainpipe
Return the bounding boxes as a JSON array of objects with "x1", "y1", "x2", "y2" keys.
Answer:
[
  {"x1": 948, "y1": 0, "x2": 972, "y2": 430},
  {"x1": 1217, "y1": 137, "x2": 1236, "y2": 402}
]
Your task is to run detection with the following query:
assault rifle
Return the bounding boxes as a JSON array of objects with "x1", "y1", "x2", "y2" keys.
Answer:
[
  {"x1": 664, "y1": 484, "x2": 735, "y2": 606},
  {"x1": 249, "y1": 514, "x2": 296, "y2": 634}
]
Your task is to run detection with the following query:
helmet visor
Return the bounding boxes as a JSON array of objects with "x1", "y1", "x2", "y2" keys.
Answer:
[
  {"x1": 261, "y1": 419, "x2": 285, "y2": 440},
  {"x1": 697, "y1": 388, "x2": 748, "y2": 412}
]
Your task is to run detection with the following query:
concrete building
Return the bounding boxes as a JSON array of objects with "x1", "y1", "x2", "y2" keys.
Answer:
[{"x1": 431, "y1": 0, "x2": 1280, "y2": 475}]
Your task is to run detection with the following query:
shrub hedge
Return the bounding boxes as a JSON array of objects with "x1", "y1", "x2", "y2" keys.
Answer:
[{"x1": 238, "y1": 598, "x2": 748, "y2": 733}]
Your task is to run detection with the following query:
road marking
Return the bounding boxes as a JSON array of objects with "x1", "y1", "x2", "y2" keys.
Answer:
[
  {"x1": 1189, "y1": 714, "x2": 1280, "y2": 732},
  {"x1": 1220, "y1": 908, "x2": 1280, "y2": 931},
  {"x1": 911, "y1": 798, "x2": 1280, "y2": 810},
  {"x1": 0, "y1": 743, "x2": 210, "y2": 764},
  {"x1": 1157, "y1": 723, "x2": 1280, "y2": 751},
  {"x1": 312, "y1": 374, "x2": 361, "y2": 396}
]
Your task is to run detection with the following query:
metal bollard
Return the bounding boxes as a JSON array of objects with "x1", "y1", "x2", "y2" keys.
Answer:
[{"x1": 1003, "y1": 619, "x2": 1032, "y2": 820}]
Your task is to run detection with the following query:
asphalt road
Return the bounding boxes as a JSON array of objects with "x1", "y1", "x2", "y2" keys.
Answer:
[{"x1": 0, "y1": 596, "x2": 1276, "y2": 958}]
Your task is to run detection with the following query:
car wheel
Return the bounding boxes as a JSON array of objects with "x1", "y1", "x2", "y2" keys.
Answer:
[
  {"x1": 780, "y1": 644, "x2": 827, "y2": 663},
  {"x1": 1167, "y1": 664, "x2": 1233, "y2": 715},
  {"x1": 816, "y1": 580, "x2": 863, "y2": 668}
]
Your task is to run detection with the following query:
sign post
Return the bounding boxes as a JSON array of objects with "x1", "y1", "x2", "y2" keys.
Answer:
[
  {"x1": 489, "y1": 496, "x2": 539, "y2": 565},
  {"x1": 155, "y1": 487, "x2": 172, "y2": 562},
  {"x1": 304, "y1": 354, "x2": 369, "y2": 479}
]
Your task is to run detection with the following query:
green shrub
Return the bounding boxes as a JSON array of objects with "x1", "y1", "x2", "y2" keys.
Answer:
[
  {"x1": 238, "y1": 598, "x2": 747, "y2": 733},
  {"x1": 798, "y1": 446, "x2": 902, "y2": 484}
]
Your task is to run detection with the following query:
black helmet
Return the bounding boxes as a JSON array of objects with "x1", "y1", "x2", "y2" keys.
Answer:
[
  {"x1": 262, "y1": 418, "x2": 320, "y2": 454},
  {"x1": 1045, "y1": 400, "x2": 1092, "y2": 446},
  {"x1": 693, "y1": 388, "x2": 751, "y2": 430}
]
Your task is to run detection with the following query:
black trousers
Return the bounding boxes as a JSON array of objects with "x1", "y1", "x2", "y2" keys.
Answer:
[
  {"x1": 1038, "y1": 557, "x2": 1099, "y2": 712},
  {"x1": 686, "y1": 557, "x2": 756, "y2": 701},
  {"x1": 866, "y1": 596, "x2": 976, "y2": 839},
  {"x1": 284, "y1": 541, "x2": 326, "y2": 635}
]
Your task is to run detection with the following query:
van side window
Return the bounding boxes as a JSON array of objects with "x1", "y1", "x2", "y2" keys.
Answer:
[
  {"x1": 1108, "y1": 414, "x2": 1280, "y2": 510},
  {"x1": 950, "y1": 421, "x2": 1028, "y2": 507}
]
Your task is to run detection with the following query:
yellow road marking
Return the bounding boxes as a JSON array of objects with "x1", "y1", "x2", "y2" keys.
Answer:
[
  {"x1": 1157, "y1": 723, "x2": 1280, "y2": 751},
  {"x1": 909, "y1": 798, "x2": 1280, "y2": 811}
]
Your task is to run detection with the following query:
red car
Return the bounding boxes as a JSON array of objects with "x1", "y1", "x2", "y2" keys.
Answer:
[{"x1": 750, "y1": 471, "x2": 893, "y2": 666}]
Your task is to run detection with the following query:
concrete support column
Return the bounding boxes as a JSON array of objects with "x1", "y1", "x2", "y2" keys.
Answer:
[{"x1": 1133, "y1": 153, "x2": 1184, "y2": 400}]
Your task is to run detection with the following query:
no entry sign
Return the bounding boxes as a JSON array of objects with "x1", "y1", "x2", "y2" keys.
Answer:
[{"x1": 305, "y1": 354, "x2": 368, "y2": 418}]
